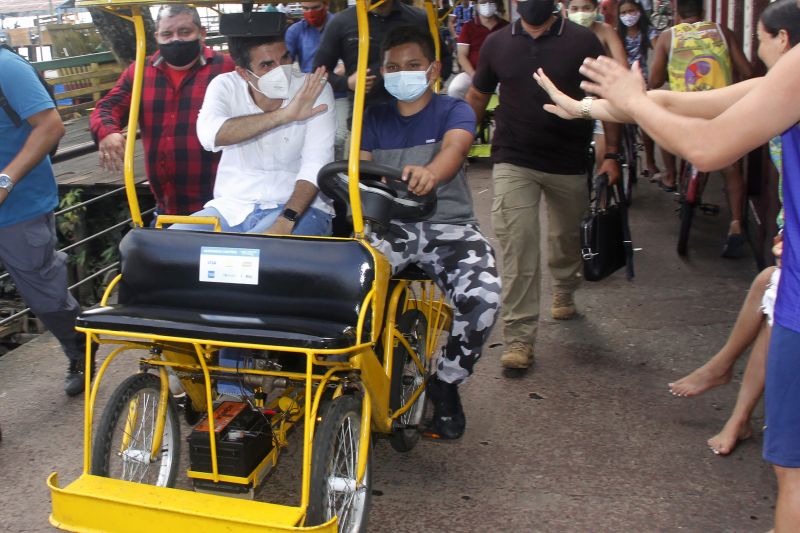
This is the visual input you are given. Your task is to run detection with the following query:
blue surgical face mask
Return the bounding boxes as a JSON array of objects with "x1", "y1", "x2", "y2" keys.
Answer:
[{"x1": 383, "y1": 65, "x2": 432, "y2": 103}]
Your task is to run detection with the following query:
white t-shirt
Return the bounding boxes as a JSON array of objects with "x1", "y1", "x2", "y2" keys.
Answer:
[{"x1": 196, "y1": 70, "x2": 336, "y2": 226}]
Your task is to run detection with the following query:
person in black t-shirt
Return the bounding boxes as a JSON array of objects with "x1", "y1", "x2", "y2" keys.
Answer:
[
  {"x1": 312, "y1": 0, "x2": 453, "y2": 109},
  {"x1": 465, "y1": 0, "x2": 620, "y2": 377}
]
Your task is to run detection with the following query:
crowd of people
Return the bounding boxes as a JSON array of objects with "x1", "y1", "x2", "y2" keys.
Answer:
[{"x1": 1, "y1": 0, "x2": 799, "y2": 528}]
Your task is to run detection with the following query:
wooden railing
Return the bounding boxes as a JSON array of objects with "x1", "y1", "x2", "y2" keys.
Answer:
[
  {"x1": 32, "y1": 52, "x2": 121, "y2": 118},
  {"x1": 31, "y1": 36, "x2": 228, "y2": 119}
]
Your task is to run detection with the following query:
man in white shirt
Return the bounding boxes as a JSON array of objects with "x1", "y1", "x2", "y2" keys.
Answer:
[{"x1": 174, "y1": 26, "x2": 336, "y2": 235}]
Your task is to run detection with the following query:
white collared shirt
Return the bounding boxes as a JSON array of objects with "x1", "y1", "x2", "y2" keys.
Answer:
[{"x1": 196, "y1": 69, "x2": 335, "y2": 226}]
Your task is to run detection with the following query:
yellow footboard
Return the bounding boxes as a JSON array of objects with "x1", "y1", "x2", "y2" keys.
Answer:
[{"x1": 48, "y1": 473, "x2": 337, "y2": 532}]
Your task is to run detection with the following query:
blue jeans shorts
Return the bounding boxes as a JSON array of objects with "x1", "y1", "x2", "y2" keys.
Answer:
[{"x1": 764, "y1": 322, "x2": 800, "y2": 467}]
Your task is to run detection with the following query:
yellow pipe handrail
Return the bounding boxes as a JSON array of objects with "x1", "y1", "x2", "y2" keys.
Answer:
[
  {"x1": 155, "y1": 215, "x2": 222, "y2": 231},
  {"x1": 124, "y1": 7, "x2": 145, "y2": 227},
  {"x1": 423, "y1": 0, "x2": 442, "y2": 93},
  {"x1": 347, "y1": 0, "x2": 371, "y2": 237}
]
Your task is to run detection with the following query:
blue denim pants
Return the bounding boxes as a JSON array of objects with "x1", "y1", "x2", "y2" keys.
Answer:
[{"x1": 169, "y1": 204, "x2": 332, "y2": 236}]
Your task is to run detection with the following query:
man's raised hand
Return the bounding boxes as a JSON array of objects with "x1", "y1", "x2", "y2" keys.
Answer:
[{"x1": 285, "y1": 66, "x2": 329, "y2": 122}]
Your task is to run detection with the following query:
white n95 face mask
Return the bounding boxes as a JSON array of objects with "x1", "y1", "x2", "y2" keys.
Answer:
[
  {"x1": 249, "y1": 64, "x2": 293, "y2": 100},
  {"x1": 477, "y1": 3, "x2": 497, "y2": 17}
]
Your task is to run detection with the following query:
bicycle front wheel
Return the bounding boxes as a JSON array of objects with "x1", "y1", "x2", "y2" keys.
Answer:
[
  {"x1": 91, "y1": 372, "x2": 180, "y2": 487},
  {"x1": 307, "y1": 394, "x2": 372, "y2": 533}
]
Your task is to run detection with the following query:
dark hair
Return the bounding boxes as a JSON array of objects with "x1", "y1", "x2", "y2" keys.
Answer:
[
  {"x1": 761, "y1": 0, "x2": 800, "y2": 47},
  {"x1": 228, "y1": 35, "x2": 284, "y2": 69},
  {"x1": 677, "y1": 0, "x2": 703, "y2": 19},
  {"x1": 567, "y1": 0, "x2": 598, "y2": 6},
  {"x1": 380, "y1": 25, "x2": 436, "y2": 63},
  {"x1": 617, "y1": 0, "x2": 654, "y2": 59}
]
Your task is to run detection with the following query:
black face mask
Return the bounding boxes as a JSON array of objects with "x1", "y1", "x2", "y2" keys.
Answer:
[
  {"x1": 158, "y1": 39, "x2": 201, "y2": 67},
  {"x1": 516, "y1": 0, "x2": 556, "y2": 26}
]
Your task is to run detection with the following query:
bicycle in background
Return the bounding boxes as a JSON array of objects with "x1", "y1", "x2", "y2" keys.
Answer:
[{"x1": 651, "y1": 0, "x2": 673, "y2": 31}]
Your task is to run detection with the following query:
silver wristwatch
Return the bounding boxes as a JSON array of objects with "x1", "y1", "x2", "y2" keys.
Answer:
[{"x1": 0, "y1": 174, "x2": 13, "y2": 193}]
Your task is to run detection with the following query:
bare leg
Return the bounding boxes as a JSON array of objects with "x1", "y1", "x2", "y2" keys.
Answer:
[
  {"x1": 707, "y1": 321, "x2": 769, "y2": 455},
  {"x1": 774, "y1": 466, "x2": 800, "y2": 532},
  {"x1": 642, "y1": 130, "x2": 660, "y2": 176},
  {"x1": 660, "y1": 147, "x2": 677, "y2": 188},
  {"x1": 722, "y1": 162, "x2": 745, "y2": 236},
  {"x1": 669, "y1": 266, "x2": 775, "y2": 397}
]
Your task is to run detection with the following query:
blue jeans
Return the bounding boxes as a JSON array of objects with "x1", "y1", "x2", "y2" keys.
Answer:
[{"x1": 169, "y1": 205, "x2": 332, "y2": 236}]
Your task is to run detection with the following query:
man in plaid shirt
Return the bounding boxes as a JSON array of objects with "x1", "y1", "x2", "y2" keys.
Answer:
[{"x1": 90, "y1": 5, "x2": 234, "y2": 216}]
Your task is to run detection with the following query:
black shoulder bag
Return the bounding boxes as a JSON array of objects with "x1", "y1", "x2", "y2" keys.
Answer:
[{"x1": 580, "y1": 173, "x2": 634, "y2": 281}]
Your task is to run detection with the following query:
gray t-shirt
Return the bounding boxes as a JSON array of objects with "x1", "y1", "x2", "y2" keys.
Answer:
[{"x1": 362, "y1": 94, "x2": 477, "y2": 225}]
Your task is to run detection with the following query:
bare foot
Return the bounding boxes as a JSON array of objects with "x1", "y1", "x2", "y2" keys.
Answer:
[
  {"x1": 707, "y1": 420, "x2": 753, "y2": 456},
  {"x1": 668, "y1": 364, "x2": 732, "y2": 397}
]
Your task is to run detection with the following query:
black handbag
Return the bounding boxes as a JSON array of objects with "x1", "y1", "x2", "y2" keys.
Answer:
[{"x1": 580, "y1": 174, "x2": 634, "y2": 281}]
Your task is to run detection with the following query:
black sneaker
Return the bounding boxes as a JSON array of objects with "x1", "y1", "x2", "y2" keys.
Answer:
[
  {"x1": 65, "y1": 341, "x2": 98, "y2": 397},
  {"x1": 425, "y1": 376, "x2": 465, "y2": 440}
]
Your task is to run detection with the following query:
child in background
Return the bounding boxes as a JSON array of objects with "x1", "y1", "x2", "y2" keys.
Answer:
[{"x1": 617, "y1": 0, "x2": 661, "y2": 179}]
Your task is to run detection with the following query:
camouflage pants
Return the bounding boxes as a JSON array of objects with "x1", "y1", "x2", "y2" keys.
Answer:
[{"x1": 368, "y1": 222, "x2": 501, "y2": 384}]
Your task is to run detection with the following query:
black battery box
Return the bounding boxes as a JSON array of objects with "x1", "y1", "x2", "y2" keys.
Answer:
[{"x1": 188, "y1": 401, "x2": 273, "y2": 479}]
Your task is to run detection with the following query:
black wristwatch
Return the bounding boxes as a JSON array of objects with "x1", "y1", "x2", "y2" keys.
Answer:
[
  {"x1": 604, "y1": 152, "x2": 623, "y2": 162},
  {"x1": 281, "y1": 208, "x2": 299, "y2": 223}
]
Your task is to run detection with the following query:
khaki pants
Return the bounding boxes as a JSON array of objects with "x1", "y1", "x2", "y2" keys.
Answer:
[{"x1": 491, "y1": 162, "x2": 588, "y2": 346}]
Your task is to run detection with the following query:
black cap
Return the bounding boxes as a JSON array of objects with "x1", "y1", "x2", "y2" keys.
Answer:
[{"x1": 219, "y1": 11, "x2": 287, "y2": 37}]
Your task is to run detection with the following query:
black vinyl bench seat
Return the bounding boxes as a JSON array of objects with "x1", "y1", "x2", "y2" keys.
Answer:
[{"x1": 77, "y1": 228, "x2": 378, "y2": 350}]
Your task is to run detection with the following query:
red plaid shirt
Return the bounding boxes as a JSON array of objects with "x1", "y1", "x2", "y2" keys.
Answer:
[{"x1": 90, "y1": 46, "x2": 234, "y2": 215}]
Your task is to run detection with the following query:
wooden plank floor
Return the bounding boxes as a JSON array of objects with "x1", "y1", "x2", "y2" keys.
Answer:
[{"x1": 54, "y1": 116, "x2": 146, "y2": 190}]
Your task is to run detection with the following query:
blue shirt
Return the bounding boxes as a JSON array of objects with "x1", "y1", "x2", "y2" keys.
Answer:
[
  {"x1": 286, "y1": 13, "x2": 333, "y2": 73},
  {"x1": 361, "y1": 93, "x2": 477, "y2": 225},
  {"x1": 776, "y1": 124, "x2": 800, "y2": 332},
  {"x1": 0, "y1": 48, "x2": 58, "y2": 228},
  {"x1": 286, "y1": 13, "x2": 346, "y2": 99},
  {"x1": 453, "y1": 4, "x2": 474, "y2": 36}
]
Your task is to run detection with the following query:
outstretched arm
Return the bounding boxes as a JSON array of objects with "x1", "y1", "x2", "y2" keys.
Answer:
[
  {"x1": 534, "y1": 66, "x2": 762, "y2": 123},
  {"x1": 579, "y1": 49, "x2": 800, "y2": 171}
]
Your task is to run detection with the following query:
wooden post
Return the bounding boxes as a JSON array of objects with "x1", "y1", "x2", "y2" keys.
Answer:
[{"x1": 90, "y1": 62, "x2": 101, "y2": 101}]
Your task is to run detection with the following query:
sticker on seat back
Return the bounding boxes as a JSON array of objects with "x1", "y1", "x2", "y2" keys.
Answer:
[{"x1": 199, "y1": 247, "x2": 260, "y2": 285}]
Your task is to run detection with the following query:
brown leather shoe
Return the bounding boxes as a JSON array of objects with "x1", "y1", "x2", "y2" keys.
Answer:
[
  {"x1": 551, "y1": 292, "x2": 576, "y2": 320},
  {"x1": 500, "y1": 342, "x2": 534, "y2": 369}
]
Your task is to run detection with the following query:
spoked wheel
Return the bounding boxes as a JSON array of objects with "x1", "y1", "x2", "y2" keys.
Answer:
[
  {"x1": 677, "y1": 200, "x2": 695, "y2": 256},
  {"x1": 91, "y1": 372, "x2": 180, "y2": 487},
  {"x1": 389, "y1": 310, "x2": 429, "y2": 452},
  {"x1": 677, "y1": 162, "x2": 697, "y2": 257},
  {"x1": 621, "y1": 126, "x2": 638, "y2": 206},
  {"x1": 652, "y1": 12, "x2": 671, "y2": 31},
  {"x1": 307, "y1": 395, "x2": 372, "y2": 533}
]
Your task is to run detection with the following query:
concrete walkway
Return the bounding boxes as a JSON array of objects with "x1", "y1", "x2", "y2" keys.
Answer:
[{"x1": 0, "y1": 160, "x2": 775, "y2": 532}]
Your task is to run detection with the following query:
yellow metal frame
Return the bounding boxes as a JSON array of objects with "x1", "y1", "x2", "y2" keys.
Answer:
[{"x1": 54, "y1": 1, "x2": 453, "y2": 531}]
